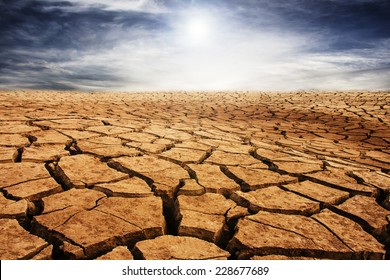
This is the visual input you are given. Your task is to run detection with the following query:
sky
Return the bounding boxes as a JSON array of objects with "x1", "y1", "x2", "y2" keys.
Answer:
[{"x1": 0, "y1": 0, "x2": 389, "y2": 91}]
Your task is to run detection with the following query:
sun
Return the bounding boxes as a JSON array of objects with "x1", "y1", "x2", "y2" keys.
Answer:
[
  {"x1": 183, "y1": 11, "x2": 214, "y2": 45},
  {"x1": 173, "y1": 9, "x2": 217, "y2": 48},
  {"x1": 186, "y1": 18, "x2": 210, "y2": 43}
]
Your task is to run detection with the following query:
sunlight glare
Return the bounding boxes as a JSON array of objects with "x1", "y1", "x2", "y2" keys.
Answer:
[{"x1": 184, "y1": 12, "x2": 213, "y2": 45}]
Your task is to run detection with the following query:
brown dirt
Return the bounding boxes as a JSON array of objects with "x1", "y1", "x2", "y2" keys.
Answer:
[{"x1": 0, "y1": 90, "x2": 389, "y2": 260}]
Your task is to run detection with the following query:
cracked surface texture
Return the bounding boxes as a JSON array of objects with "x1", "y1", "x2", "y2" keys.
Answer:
[{"x1": 0, "y1": 90, "x2": 389, "y2": 260}]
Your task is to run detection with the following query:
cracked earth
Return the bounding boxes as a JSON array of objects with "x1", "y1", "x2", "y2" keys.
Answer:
[{"x1": 0, "y1": 90, "x2": 389, "y2": 260}]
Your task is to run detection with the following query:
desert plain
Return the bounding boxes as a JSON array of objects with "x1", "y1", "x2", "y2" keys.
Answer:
[{"x1": 0, "y1": 90, "x2": 389, "y2": 260}]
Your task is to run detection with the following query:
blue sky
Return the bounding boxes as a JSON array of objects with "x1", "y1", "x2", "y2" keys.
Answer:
[{"x1": 0, "y1": 0, "x2": 389, "y2": 91}]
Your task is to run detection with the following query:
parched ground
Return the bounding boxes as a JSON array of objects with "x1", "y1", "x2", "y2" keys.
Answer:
[{"x1": 0, "y1": 90, "x2": 389, "y2": 260}]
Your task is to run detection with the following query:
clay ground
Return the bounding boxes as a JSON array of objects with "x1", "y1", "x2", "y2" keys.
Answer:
[{"x1": 0, "y1": 90, "x2": 389, "y2": 260}]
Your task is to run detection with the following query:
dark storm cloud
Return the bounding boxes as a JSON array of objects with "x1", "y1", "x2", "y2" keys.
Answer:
[
  {"x1": 269, "y1": 0, "x2": 390, "y2": 51},
  {"x1": 209, "y1": 0, "x2": 390, "y2": 50},
  {"x1": 0, "y1": 0, "x2": 167, "y2": 50},
  {"x1": 0, "y1": 0, "x2": 389, "y2": 91},
  {"x1": 0, "y1": 0, "x2": 170, "y2": 89}
]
